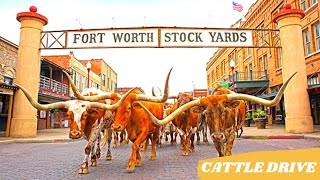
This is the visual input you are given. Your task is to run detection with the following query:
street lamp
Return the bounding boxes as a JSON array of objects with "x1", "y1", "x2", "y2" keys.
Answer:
[
  {"x1": 230, "y1": 59, "x2": 235, "y2": 91},
  {"x1": 86, "y1": 61, "x2": 91, "y2": 88}
]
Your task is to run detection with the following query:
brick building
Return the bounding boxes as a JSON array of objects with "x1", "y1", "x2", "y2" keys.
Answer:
[
  {"x1": 0, "y1": 36, "x2": 18, "y2": 136},
  {"x1": 80, "y1": 59, "x2": 117, "y2": 93},
  {"x1": 206, "y1": 0, "x2": 320, "y2": 125}
]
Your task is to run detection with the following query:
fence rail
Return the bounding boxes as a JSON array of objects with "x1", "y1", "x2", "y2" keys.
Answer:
[
  {"x1": 221, "y1": 70, "x2": 268, "y2": 83},
  {"x1": 39, "y1": 75, "x2": 69, "y2": 95}
]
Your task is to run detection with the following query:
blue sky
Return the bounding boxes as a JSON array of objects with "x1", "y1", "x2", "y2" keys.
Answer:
[{"x1": 0, "y1": 0, "x2": 255, "y2": 95}]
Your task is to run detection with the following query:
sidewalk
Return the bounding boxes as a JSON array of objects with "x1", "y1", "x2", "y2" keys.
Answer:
[{"x1": 0, "y1": 125, "x2": 320, "y2": 144}]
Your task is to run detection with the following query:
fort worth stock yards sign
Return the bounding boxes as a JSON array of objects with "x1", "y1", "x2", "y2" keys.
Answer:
[{"x1": 41, "y1": 27, "x2": 253, "y2": 49}]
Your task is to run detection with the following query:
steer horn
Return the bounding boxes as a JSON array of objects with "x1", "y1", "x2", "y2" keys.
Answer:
[
  {"x1": 64, "y1": 67, "x2": 173, "y2": 103},
  {"x1": 138, "y1": 72, "x2": 297, "y2": 126},
  {"x1": 15, "y1": 83, "x2": 134, "y2": 110},
  {"x1": 63, "y1": 70, "x2": 113, "y2": 101}
]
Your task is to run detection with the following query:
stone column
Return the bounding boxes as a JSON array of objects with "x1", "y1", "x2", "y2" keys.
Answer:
[
  {"x1": 10, "y1": 6, "x2": 48, "y2": 137},
  {"x1": 273, "y1": 3, "x2": 313, "y2": 133}
]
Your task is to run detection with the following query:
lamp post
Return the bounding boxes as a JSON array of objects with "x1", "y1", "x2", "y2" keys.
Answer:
[
  {"x1": 86, "y1": 61, "x2": 91, "y2": 88},
  {"x1": 230, "y1": 59, "x2": 235, "y2": 91}
]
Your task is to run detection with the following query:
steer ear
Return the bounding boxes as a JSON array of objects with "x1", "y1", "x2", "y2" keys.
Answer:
[
  {"x1": 87, "y1": 109, "x2": 99, "y2": 116},
  {"x1": 132, "y1": 101, "x2": 141, "y2": 108},
  {"x1": 191, "y1": 106, "x2": 206, "y2": 113},
  {"x1": 224, "y1": 100, "x2": 240, "y2": 108}
]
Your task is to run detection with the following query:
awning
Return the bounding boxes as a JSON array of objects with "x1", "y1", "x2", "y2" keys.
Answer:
[{"x1": 258, "y1": 92, "x2": 278, "y2": 99}]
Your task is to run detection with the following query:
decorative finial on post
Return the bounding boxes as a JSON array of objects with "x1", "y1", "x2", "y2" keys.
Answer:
[
  {"x1": 284, "y1": 3, "x2": 292, "y2": 9},
  {"x1": 29, "y1": 6, "x2": 37, "y2": 13}
]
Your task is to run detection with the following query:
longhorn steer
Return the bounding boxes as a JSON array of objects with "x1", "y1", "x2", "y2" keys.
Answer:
[
  {"x1": 166, "y1": 93, "x2": 199, "y2": 156},
  {"x1": 138, "y1": 72, "x2": 296, "y2": 157},
  {"x1": 15, "y1": 84, "x2": 131, "y2": 174},
  {"x1": 196, "y1": 110, "x2": 209, "y2": 145},
  {"x1": 65, "y1": 68, "x2": 172, "y2": 172}
]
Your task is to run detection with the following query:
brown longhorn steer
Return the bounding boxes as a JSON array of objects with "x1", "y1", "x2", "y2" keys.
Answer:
[
  {"x1": 138, "y1": 72, "x2": 296, "y2": 157},
  {"x1": 167, "y1": 93, "x2": 199, "y2": 156},
  {"x1": 15, "y1": 84, "x2": 132, "y2": 174},
  {"x1": 64, "y1": 68, "x2": 172, "y2": 172}
]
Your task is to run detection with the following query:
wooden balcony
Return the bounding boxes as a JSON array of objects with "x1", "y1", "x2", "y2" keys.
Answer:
[{"x1": 38, "y1": 75, "x2": 70, "y2": 100}]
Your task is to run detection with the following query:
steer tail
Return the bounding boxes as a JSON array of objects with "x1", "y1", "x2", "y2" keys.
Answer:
[{"x1": 99, "y1": 130, "x2": 108, "y2": 149}]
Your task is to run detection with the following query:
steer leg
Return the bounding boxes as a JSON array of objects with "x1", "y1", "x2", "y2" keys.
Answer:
[
  {"x1": 203, "y1": 126, "x2": 209, "y2": 145},
  {"x1": 225, "y1": 129, "x2": 236, "y2": 156},
  {"x1": 106, "y1": 128, "x2": 113, "y2": 160},
  {"x1": 189, "y1": 133, "x2": 196, "y2": 152},
  {"x1": 196, "y1": 130, "x2": 201, "y2": 145},
  {"x1": 149, "y1": 133, "x2": 158, "y2": 160},
  {"x1": 113, "y1": 131, "x2": 118, "y2": 148},
  {"x1": 89, "y1": 144, "x2": 98, "y2": 167},
  {"x1": 95, "y1": 135, "x2": 101, "y2": 159},
  {"x1": 79, "y1": 145, "x2": 92, "y2": 174},
  {"x1": 127, "y1": 132, "x2": 148, "y2": 172}
]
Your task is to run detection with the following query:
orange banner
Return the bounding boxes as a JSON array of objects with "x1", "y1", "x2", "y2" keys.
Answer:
[{"x1": 198, "y1": 148, "x2": 320, "y2": 180}]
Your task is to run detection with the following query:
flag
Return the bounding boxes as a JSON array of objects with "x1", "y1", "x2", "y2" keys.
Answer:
[{"x1": 233, "y1": 1, "x2": 243, "y2": 12}]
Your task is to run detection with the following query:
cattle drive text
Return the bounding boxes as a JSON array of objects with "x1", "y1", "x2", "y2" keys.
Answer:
[{"x1": 66, "y1": 28, "x2": 253, "y2": 48}]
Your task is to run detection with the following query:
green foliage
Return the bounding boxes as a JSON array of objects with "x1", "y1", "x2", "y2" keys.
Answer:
[
  {"x1": 252, "y1": 108, "x2": 266, "y2": 118},
  {"x1": 246, "y1": 112, "x2": 252, "y2": 119}
]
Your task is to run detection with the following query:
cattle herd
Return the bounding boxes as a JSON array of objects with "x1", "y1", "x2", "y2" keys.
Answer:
[{"x1": 15, "y1": 68, "x2": 296, "y2": 174}]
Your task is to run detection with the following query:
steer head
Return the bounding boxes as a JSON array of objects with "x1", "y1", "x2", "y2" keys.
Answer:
[
  {"x1": 111, "y1": 89, "x2": 144, "y2": 131},
  {"x1": 15, "y1": 83, "x2": 133, "y2": 139}
]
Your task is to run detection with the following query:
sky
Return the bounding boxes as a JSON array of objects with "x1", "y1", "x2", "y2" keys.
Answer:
[{"x1": 0, "y1": 0, "x2": 256, "y2": 96}]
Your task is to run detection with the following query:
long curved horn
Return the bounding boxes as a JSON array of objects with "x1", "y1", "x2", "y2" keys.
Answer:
[
  {"x1": 137, "y1": 99, "x2": 201, "y2": 125},
  {"x1": 63, "y1": 70, "x2": 113, "y2": 101},
  {"x1": 151, "y1": 86, "x2": 163, "y2": 96},
  {"x1": 86, "y1": 88, "x2": 135, "y2": 110},
  {"x1": 226, "y1": 72, "x2": 297, "y2": 106},
  {"x1": 134, "y1": 67, "x2": 172, "y2": 102},
  {"x1": 15, "y1": 83, "x2": 68, "y2": 110}
]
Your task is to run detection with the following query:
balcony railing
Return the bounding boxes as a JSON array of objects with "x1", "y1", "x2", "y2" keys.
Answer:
[
  {"x1": 39, "y1": 75, "x2": 69, "y2": 95},
  {"x1": 221, "y1": 70, "x2": 268, "y2": 83}
]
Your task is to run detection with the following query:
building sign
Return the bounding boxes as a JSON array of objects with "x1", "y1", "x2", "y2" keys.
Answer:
[{"x1": 42, "y1": 27, "x2": 254, "y2": 49}]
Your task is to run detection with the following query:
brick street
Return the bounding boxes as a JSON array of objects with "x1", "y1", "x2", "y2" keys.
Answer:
[{"x1": 1, "y1": 138, "x2": 320, "y2": 180}]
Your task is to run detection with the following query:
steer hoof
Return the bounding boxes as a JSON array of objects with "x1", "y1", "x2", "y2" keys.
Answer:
[
  {"x1": 112, "y1": 143, "x2": 118, "y2": 148},
  {"x1": 196, "y1": 141, "x2": 200, "y2": 145},
  {"x1": 126, "y1": 165, "x2": 135, "y2": 172},
  {"x1": 79, "y1": 163, "x2": 89, "y2": 174},
  {"x1": 106, "y1": 154, "x2": 112, "y2": 161},
  {"x1": 136, "y1": 161, "x2": 142, "y2": 167},
  {"x1": 182, "y1": 151, "x2": 189, "y2": 156},
  {"x1": 89, "y1": 159, "x2": 97, "y2": 167},
  {"x1": 205, "y1": 141, "x2": 210, "y2": 146}
]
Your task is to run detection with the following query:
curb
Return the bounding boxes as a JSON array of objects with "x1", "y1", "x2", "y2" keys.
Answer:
[
  {"x1": 0, "y1": 138, "x2": 82, "y2": 144},
  {"x1": 240, "y1": 135, "x2": 305, "y2": 140}
]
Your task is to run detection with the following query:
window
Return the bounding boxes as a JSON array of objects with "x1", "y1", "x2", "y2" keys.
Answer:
[
  {"x1": 82, "y1": 76, "x2": 86, "y2": 90},
  {"x1": 3, "y1": 70, "x2": 14, "y2": 85},
  {"x1": 258, "y1": 23, "x2": 265, "y2": 46},
  {"x1": 263, "y1": 54, "x2": 268, "y2": 74},
  {"x1": 303, "y1": 29, "x2": 311, "y2": 55},
  {"x1": 301, "y1": 0, "x2": 306, "y2": 11},
  {"x1": 314, "y1": 22, "x2": 320, "y2": 51},
  {"x1": 259, "y1": 56, "x2": 264, "y2": 72},
  {"x1": 310, "y1": 0, "x2": 318, "y2": 6},
  {"x1": 221, "y1": 61, "x2": 225, "y2": 76},
  {"x1": 102, "y1": 74, "x2": 106, "y2": 86},
  {"x1": 276, "y1": 48, "x2": 282, "y2": 69},
  {"x1": 308, "y1": 75, "x2": 319, "y2": 85}
]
